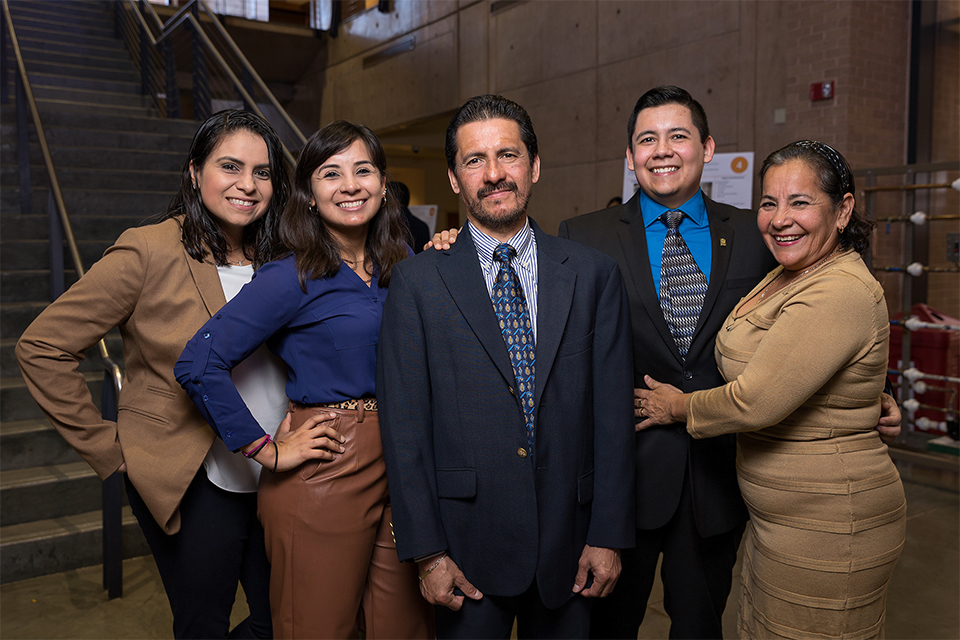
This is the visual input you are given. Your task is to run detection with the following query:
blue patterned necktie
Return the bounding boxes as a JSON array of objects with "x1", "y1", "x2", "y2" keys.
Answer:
[
  {"x1": 492, "y1": 243, "x2": 536, "y2": 452},
  {"x1": 660, "y1": 210, "x2": 707, "y2": 359}
]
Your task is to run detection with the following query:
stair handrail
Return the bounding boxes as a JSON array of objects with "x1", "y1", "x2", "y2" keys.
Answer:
[
  {"x1": 0, "y1": 0, "x2": 124, "y2": 396},
  {"x1": 189, "y1": 0, "x2": 307, "y2": 149},
  {"x1": 120, "y1": 0, "x2": 305, "y2": 166},
  {"x1": 2, "y1": 0, "x2": 126, "y2": 599}
]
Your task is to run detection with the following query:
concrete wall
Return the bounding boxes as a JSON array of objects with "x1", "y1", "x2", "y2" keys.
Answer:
[{"x1": 295, "y1": 0, "x2": 957, "y2": 315}]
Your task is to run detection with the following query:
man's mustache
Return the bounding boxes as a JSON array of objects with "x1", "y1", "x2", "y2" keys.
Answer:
[{"x1": 476, "y1": 181, "x2": 518, "y2": 199}]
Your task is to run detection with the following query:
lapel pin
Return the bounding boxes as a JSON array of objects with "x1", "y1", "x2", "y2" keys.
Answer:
[{"x1": 720, "y1": 238, "x2": 727, "y2": 247}]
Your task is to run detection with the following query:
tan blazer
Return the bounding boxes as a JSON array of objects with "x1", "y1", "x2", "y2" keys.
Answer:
[{"x1": 17, "y1": 217, "x2": 230, "y2": 534}]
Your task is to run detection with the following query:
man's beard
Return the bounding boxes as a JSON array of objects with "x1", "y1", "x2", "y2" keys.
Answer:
[{"x1": 466, "y1": 180, "x2": 531, "y2": 231}]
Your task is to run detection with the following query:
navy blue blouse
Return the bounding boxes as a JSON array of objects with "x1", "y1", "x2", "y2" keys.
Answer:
[{"x1": 175, "y1": 255, "x2": 384, "y2": 452}]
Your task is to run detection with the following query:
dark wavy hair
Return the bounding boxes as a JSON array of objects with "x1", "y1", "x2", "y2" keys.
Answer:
[
  {"x1": 445, "y1": 94, "x2": 538, "y2": 172},
  {"x1": 628, "y1": 85, "x2": 710, "y2": 150},
  {"x1": 157, "y1": 110, "x2": 288, "y2": 269},
  {"x1": 759, "y1": 141, "x2": 875, "y2": 254},
  {"x1": 280, "y1": 120, "x2": 408, "y2": 290}
]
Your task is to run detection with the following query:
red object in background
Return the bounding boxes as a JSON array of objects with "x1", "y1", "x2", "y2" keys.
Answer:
[
  {"x1": 809, "y1": 81, "x2": 835, "y2": 101},
  {"x1": 889, "y1": 304, "x2": 960, "y2": 431}
]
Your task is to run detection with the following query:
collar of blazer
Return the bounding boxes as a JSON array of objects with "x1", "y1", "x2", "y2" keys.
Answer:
[
  {"x1": 437, "y1": 218, "x2": 576, "y2": 407},
  {"x1": 615, "y1": 192, "x2": 735, "y2": 363},
  {"x1": 180, "y1": 232, "x2": 229, "y2": 318}
]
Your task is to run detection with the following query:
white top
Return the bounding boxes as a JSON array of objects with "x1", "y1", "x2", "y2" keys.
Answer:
[{"x1": 202, "y1": 264, "x2": 289, "y2": 493}]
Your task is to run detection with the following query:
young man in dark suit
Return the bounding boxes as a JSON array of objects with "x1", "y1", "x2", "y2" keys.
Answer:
[
  {"x1": 558, "y1": 85, "x2": 777, "y2": 639},
  {"x1": 377, "y1": 94, "x2": 636, "y2": 639}
]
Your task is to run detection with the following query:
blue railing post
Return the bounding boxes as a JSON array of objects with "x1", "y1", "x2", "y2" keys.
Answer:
[
  {"x1": 1, "y1": 4, "x2": 8, "y2": 105},
  {"x1": 113, "y1": 1, "x2": 121, "y2": 39},
  {"x1": 16, "y1": 73, "x2": 31, "y2": 216},
  {"x1": 190, "y1": 3, "x2": 210, "y2": 121},
  {"x1": 138, "y1": 4, "x2": 149, "y2": 97},
  {"x1": 48, "y1": 191, "x2": 64, "y2": 301},
  {"x1": 101, "y1": 378, "x2": 123, "y2": 599},
  {"x1": 240, "y1": 66, "x2": 254, "y2": 112},
  {"x1": 163, "y1": 40, "x2": 180, "y2": 119}
]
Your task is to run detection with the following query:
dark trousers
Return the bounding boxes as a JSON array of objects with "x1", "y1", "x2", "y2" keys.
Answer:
[
  {"x1": 435, "y1": 579, "x2": 590, "y2": 639},
  {"x1": 590, "y1": 475, "x2": 745, "y2": 640},
  {"x1": 126, "y1": 470, "x2": 272, "y2": 639}
]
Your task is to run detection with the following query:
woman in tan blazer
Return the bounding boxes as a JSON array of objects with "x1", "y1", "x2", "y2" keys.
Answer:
[
  {"x1": 17, "y1": 111, "x2": 343, "y2": 639},
  {"x1": 636, "y1": 141, "x2": 905, "y2": 639}
]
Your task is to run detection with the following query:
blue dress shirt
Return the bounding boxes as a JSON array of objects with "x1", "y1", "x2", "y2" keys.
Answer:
[
  {"x1": 176, "y1": 255, "x2": 384, "y2": 452},
  {"x1": 640, "y1": 189, "x2": 713, "y2": 296}
]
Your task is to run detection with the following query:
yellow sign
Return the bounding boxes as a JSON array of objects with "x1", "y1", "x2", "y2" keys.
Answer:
[{"x1": 730, "y1": 157, "x2": 749, "y2": 173}]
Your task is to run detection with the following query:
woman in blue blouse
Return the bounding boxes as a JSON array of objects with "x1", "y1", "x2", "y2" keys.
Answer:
[{"x1": 176, "y1": 121, "x2": 433, "y2": 639}]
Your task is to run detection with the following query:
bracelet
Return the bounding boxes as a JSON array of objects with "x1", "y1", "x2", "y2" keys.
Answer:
[
  {"x1": 418, "y1": 553, "x2": 447, "y2": 581},
  {"x1": 242, "y1": 435, "x2": 272, "y2": 459},
  {"x1": 268, "y1": 441, "x2": 279, "y2": 475}
]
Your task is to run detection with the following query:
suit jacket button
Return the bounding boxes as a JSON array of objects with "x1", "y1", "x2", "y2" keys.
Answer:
[
  {"x1": 682, "y1": 371, "x2": 693, "y2": 380},
  {"x1": 517, "y1": 447, "x2": 528, "y2": 458}
]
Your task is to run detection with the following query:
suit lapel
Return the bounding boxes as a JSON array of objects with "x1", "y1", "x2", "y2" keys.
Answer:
[
  {"x1": 616, "y1": 196, "x2": 680, "y2": 362},
  {"x1": 531, "y1": 222, "x2": 575, "y2": 407},
  {"x1": 695, "y1": 197, "x2": 734, "y2": 340},
  {"x1": 437, "y1": 227, "x2": 517, "y2": 390},
  {"x1": 183, "y1": 245, "x2": 227, "y2": 317}
]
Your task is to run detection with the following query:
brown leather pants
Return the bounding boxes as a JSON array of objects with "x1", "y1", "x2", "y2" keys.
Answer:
[{"x1": 258, "y1": 404, "x2": 434, "y2": 639}]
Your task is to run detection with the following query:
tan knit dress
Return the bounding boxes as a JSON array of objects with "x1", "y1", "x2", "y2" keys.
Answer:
[{"x1": 687, "y1": 250, "x2": 906, "y2": 639}]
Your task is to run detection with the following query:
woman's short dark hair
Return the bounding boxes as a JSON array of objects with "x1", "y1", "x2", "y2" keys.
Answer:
[
  {"x1": 159, "y1": 110, "x2": 288, "y2": 269},
  {"x1": 281, "y1": 120, "x2": 408, "y2": 290},
  {"x1": 445, "y1": 94, "x2": 538, "y2": 172},
  {"x1": 759, "y1": 140, "x2": 875, "y2": 254}
]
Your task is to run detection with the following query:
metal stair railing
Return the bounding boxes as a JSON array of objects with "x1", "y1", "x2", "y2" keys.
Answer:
[
  {"x1": 114, "y1": 0, "x2": 306, "y2": 167},
  {"x1": 0, "y1": 0, "x2": 126, "y2": 599}
]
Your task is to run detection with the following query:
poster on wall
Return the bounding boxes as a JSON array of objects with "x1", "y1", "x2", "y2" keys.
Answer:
[
  {"x1": 409, "y1": 205, "x2": 438, "y2": 235},
  {"x1": 621, "y1": 152, "x2": 755, "y2": 210},
  {"x1": 700, "y1": 152, "x2": 755, "y2": 210}
]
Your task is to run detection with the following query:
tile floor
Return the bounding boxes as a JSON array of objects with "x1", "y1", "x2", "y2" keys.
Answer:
[{"x1": 1, "y1": 449, "x2": 957, "y2": 639}]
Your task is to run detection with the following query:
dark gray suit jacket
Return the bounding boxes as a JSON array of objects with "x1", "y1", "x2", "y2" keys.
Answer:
[
  {"x1": 558, "y1": 193, "x2": 777, "y2": 537},
  {"x1": 377, "y1": 219, "x2": 636, "y2": 609}
]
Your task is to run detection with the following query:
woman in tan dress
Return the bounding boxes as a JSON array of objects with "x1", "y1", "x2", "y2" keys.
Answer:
[{"x1": 636, "y1": 140, "x2": 906, "y2": 639}]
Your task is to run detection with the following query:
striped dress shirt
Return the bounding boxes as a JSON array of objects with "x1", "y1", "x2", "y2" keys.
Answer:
[{"x1": 469, "y1": 219, "x2": 539, "y2": 343}]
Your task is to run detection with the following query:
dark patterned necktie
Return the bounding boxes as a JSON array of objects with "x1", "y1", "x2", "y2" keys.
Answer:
[
  {"x1": 492, "y1": 243, "x2": 536, "y2": 452},
  {"x1": 660, "y1": 210, "x2": 707, "y2": 359}
]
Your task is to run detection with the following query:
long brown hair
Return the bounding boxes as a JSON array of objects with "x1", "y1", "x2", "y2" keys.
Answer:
[{"x1": 280, "y1": 120, "x2": 408, "y2": 290}]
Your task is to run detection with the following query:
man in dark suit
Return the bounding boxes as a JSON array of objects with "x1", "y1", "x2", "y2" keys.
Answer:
[
  {"x1": 377, "y1": 94, "x2": 636, "y2": 639},
  {"x1": 558, "y1": 85, "x2": 777, "y2": 639},
  {"x1": 390, "y1": 180, "x2": 431, "y2": 253}
]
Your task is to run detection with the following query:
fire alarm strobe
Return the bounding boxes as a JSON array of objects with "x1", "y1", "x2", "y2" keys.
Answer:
[{"x1": 810, "y1": 81, "x2": 835, "y2": 101}]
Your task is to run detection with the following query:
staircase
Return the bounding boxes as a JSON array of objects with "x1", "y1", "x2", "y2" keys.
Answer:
[{"x1": 1, "y1": 0, "x2": 200, "y2": 584}]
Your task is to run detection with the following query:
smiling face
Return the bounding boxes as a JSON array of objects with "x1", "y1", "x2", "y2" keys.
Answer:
[
  {"x1": 627, "y1": 103, "x2": 715, "y2": 210},
  {"x1": 190, "y1": 130, "x2": 273, "y2": 245},
  {"x1": 310, "y1": 138, "x2": 385, "y2": 242},
  {"x1": 758, "y1": 159, "x2": 854, "y2": 272},
  {"x1": 448, "y1": 118, "x2": 540, "y2": 240}
]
